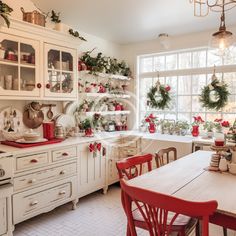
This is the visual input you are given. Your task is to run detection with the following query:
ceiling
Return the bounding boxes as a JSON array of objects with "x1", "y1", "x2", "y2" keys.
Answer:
[{"x1": 31, "y1": 0, "x2": 236, "y2": 44}]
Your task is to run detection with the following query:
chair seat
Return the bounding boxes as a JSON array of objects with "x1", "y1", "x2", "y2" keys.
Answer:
[
  {"x1": 133, "y1": 207, "x2": 190, "y2": 225},
  {"x1": 132, "y1": 206, "x2": 198, "y2": 234}
]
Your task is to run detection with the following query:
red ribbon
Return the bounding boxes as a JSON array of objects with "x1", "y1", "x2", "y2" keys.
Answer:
[
  {"x1": 97, "y1": 143, "x2": 102, "y2": 151},
  {"x1": 89, "y1": 143, "x2": 95, "y2": 152}
]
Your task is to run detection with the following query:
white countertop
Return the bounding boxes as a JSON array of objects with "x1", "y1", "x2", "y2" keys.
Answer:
[{"x1": 0, "y1": 130, "x2": 230, "y2": 156}]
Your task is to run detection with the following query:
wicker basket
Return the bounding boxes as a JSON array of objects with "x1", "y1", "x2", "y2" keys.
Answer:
[{"x1": 2, "y1": 131, "x2": 23, "y2": 141}]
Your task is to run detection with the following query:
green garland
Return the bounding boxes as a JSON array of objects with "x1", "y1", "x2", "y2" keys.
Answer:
[
  {"x1": 147, "y1": 85, "x2": 171, "y2": 110},
  {"x1": 199, "y1": 78, "x2": 229, "y2": 111}
]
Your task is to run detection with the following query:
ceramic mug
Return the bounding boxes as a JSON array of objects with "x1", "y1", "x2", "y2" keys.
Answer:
[{"x1": 228, "y1": 163, "x2": 236, "y2": 175}]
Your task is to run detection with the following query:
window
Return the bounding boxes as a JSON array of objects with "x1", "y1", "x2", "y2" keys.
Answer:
[{"x1": 138, "y1": 48, "x2": 236, "y2": 124}]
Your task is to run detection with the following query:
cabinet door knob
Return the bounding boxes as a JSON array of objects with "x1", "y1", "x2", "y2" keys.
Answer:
[
  {"x1": 30, "y1": 159, "x2": 38, "y2": 163},
  {"x1": 30, "y1": 200, "x2": 38, "y2": 206},
  {"x1": 28, "y1": 179, "x2": 36, "y2": 184},
  {"x1": 60, "y1": 170, "x2": 66, "y2": 175},
  {"x1": 37, "y1": 83, "x2": 42, "y2": 89},
  {"x1": 59, "y1": 190, "x2": 66, "y2": 195},
  {"x1": 62, "y1": 152, "x2": 69, "y2": 156},
  {"x1": 46, "y1": 83, "x2": 51, "y2": 89}
]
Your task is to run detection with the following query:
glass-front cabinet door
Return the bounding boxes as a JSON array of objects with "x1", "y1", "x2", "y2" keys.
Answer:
[
  {"x1": 0, "y1": 33, "x2": 40, "y2": 97},
  {"x1": 44, "y1": 43, "x2": 77, "y2": 99}
]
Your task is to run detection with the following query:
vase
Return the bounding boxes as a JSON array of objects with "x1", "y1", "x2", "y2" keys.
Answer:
[
  {"x1": 85, "y1": 128, "x2": 93, "y2": 136},
  {"x1": 191, "y1": 125, "x2": 199, "y2": 137},
  {"x1": 148, "y1": 123, "x2": 156, "y2": 133}
]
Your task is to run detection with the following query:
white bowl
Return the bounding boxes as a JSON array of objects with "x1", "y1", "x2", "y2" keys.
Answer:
[{"x1": 23, "y1": 130, "x2": 40, "y2": 141}]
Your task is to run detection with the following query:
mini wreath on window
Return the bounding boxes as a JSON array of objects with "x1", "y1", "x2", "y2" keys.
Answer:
[
  {"x1": 147, "y1": 80, "x2": 171, "y2": 110},
  {"x1": 199, "y1": 72, "x2": 229, "y2": 111}
]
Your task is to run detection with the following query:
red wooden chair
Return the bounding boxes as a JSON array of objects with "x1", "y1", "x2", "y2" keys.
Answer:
[
  {"x1": 120, "y1": 178, "x2": 218, "y2": 236},
  {"x1": 210, "y1": 212, "x2": 236, "y2": 236},
  {"x1": 155, "y1": 147, "x2": 177, "y2": 168},
  {"x1": 116, "y1": 153, "x2": 153, "y2": 180}
]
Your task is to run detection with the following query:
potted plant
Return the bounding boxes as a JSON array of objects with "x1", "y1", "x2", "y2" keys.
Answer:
[
  {"x1": 50, "y1": 10, "x2": 63, "y2": 31},
  {"x1": 81, "y1": 118, "x2": 93, "y2": 136},
  {"x1": 176, "y1": 121, "x2": 190, "y2": 136},
  {"x1": 203, "y1": 121, "x2": 215, "y2": 138},
  {"x1": 0, "y1": 1, "x2": 13, "y2": 28},
  {"x1": 191, "y1": 116, "x2": 204, "y2": 137},
  {"x1": 144, "y1": 114, "x2": 158, "y2": 133}
]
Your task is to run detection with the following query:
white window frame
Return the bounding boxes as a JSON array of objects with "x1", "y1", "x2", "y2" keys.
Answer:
[{"x1": 137, "y1": 47, "x2": 236, "y2": 125}]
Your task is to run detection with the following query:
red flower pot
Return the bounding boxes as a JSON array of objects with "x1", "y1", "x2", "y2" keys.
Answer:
[
  {"x1": 148, "y1": 123, "x2": 156, "y2": 133},
  {"x1": 191, "y1": 125, "x2": 199, "y2": 137},
  {"x1": 85, "y1": 128, "x2": 93, "y2": 136}
]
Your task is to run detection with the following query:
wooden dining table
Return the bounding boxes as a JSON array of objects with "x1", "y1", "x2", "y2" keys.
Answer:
[{"x1": 128, "y1": 150, "x2": 236, "y2": 230}]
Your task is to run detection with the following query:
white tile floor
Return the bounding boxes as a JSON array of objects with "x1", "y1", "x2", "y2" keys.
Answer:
[{"x1": 14, "y1": 185, "x2": 236, "y2": 236}]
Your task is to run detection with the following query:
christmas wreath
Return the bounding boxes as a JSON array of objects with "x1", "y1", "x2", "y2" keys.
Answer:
[
  {"x1": 199, "y1": 75, "x2": 229, "y2": 111},
  {"x1": 147, "y1": 82, "x2": 171, "y2": 110}
]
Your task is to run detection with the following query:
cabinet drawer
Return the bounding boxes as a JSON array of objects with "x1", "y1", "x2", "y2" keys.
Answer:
[
  {"x1": 16, "y1": 152, "x2": 49, "y2": 171},
  {"x1": 14, "y1": 162, "x2": 77, "y2": 191},
  {"x1": 13, "y1": 177, "x2": 76, "y2": 224},
  {"x1": 121, "y1": 136, "x2": 139, "y2": 148},
  {"x1": 52, "y1": 146, "x2": 77, "y2": 162},
  {"x1": 122, "y1": 147, "x2": 138, "y2": 157}
]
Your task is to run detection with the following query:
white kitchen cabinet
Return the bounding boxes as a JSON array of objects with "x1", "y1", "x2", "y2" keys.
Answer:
[
  {"x1": 12, "y1": 145, "x2": 79, "y2": 225},
  {"x1": 107, "y1": 144, "x2": 121, "y2": 185},
  {"x1": 77, "y1": 142, "x2": 106, "y2": 198},
  {"x1": 44, "y1": 43, "x2": 77, "y2": 99},
  {"x1": 0, "y1": 32, "x2": 40, "y2": 98},
  {"x1": 13, "y1": 176, "x2": 77, "y2": 224},
  {"x1": 0, "y1": 184, "x2": 13, "y2": 236}
]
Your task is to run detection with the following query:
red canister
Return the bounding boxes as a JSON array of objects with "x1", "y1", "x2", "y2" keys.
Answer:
[{"x1": 43, "y1": 122, "x2": 55, "y2": 140}]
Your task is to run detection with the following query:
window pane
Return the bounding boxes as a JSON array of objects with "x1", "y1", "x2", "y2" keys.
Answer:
[
  {"x1": 140, "y1": 78, "x2": 152, "y2": 97},
  {"x1": 206, "y1": 113, "x2": 222, "y2": 121},
  {"x1": 192, "y1": 75, "x2": 206, "y2": 94},
  {"x1": 207, "y1": 50, "x2": 223, "y2": 67},
  {"x1": 140, "y1": 57, "x2": 153, "y2": 73},
  {"x1": 178, "y1": 113, "x2": 191, "y2": 122},
  {"x1": 166, "y1": 76, "x2": 177, "y2": 94},
  {"x1": 165, "y1": 113, "x2": 177, "y2": 120},
  {"x1": 224, "y1": 72, "x2": 236, "y2": 94},
  {"x1": 192, "y1": 96, "x2": 204, "y2": 112},
  {"x1": 178, "y1": 76, "x2": 191, "y2": 95},
  {"x1": 166, "y1": 54, "x2": 177, "y2": 70},
  {"x1": 224, "y1": 46, "x2": 236, "y2": 65},
  {"x1": 154, "y1": 56, "x2": 165, "y2": 71},
  {"x1": 192, "y1": 50, "x2": 206, "y2": 68},
  {"x1": 223, "y1": 95, "x2": 236, "y2": 113},
  {"x1": 178, "y1": 96, "x2": 191, "y2": 112},
  {"x1": 179, "y1": 52, "x2": 192, "y2": 69}
]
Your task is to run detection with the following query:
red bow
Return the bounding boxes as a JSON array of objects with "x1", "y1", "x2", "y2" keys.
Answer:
[
  {"x1": 89, "y1": 143, "x2": 95, "y2": 152},
  {"x1": 97, "y1": 143, "x2": 102, "y2": 151}
]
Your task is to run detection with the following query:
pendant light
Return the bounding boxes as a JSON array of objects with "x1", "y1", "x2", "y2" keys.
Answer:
[
  {"x1": 190, "y1": 0, "x2": 236, "y2": 56},
  {"x1": 209, "y1": 2, "x2": 235, "y2": 56}
]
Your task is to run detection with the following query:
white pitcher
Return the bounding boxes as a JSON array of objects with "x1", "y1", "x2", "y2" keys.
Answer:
[{"x1": 219, "y1": 158, "x2": 228, "y2": 172}]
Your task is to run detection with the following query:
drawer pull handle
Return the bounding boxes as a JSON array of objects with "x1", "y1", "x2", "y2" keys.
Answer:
[
  {"x1": 28, "y1": 179, "x2": 36, "y2": 184},
  {"x1": 62, "y1": 152, "x2": 69, "y2": 156},
  {"x1": 60, "y1": 170, "x2": 66, "y2": 175},
  {"x1": 30, "y1": 159, "x2": 38, "y2": 163},
  {"x1": 59, "y1": 190, "x2": 66, "y2": 195},
  {"x1": 30, "y1": 201, "x2": 38, "y2": 206}
]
